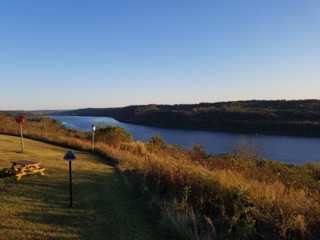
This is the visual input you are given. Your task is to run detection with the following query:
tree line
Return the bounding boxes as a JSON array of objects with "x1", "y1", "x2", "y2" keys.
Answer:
[{"x1": 49, "y1": 99, "x2": 320, "y2": 136}]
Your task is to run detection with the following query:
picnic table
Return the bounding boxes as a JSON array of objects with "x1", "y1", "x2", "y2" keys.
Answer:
[{"x1": 4, "y1": 160, "x2": 45, "y2": 180}]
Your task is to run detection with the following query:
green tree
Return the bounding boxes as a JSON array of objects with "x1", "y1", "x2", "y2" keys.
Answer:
[
  {"x1": 95, "y1": 125, "x2": 132, "y2": 147},
  {"x1": 147, "y1": 135, "x2": 167, "y2": 151}
]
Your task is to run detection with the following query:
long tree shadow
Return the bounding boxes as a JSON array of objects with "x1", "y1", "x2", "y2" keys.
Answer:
[{"x1": 2, "y1": 168, "x2": 175, "y2": 240}]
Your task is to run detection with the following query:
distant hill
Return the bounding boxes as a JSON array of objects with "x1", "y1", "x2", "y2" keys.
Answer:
[{"x1": 48, "y1": 100, "x2": 320, "y2": 136}]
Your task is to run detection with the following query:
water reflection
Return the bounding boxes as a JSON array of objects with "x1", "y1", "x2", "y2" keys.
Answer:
[{"x1": 50, "y1": 116, "x2": 320, "y2": 165}]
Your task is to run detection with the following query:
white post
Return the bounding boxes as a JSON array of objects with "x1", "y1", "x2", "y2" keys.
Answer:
[
  {"x1": 92, "y1": 124, "x2": 96, "y2": 152},
  {"x1": 20, "y1": 122, "x2": 24, "y2": 153}
]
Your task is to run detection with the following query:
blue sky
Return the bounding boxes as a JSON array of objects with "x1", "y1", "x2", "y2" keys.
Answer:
[{"x1": 1, "y1": 0, "x2": 319, "y2": 110}]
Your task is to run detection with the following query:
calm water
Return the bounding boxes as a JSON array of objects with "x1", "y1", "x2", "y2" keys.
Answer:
[{"x1": 50, "y1": 116, "x2": 320, "y2": 165}]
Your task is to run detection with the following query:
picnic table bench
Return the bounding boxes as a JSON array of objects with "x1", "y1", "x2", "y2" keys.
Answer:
[{"x1": 4, "y1": 160, "x2": 45, "y2": 180}]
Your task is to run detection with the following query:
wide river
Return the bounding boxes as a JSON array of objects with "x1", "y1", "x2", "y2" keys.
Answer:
[{"x1": 50, "y1": 116, "x2": 320, "y2": 165}]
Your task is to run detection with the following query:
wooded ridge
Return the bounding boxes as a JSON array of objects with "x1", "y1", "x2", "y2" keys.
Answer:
[{"x1": 46, "y1": 99, "x2": 320, "y2": 136}]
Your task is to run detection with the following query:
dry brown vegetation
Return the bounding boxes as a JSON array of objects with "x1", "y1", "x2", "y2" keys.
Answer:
[{"x1": 1, "y1": 112, "x2": 320, "y2": 239}]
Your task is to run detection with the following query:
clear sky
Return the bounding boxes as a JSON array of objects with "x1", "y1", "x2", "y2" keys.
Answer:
[{"x1": 1, "y1": 0, "x2": 319, "y2": 110}]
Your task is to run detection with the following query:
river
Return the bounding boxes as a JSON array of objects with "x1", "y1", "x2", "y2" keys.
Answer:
[{"x1": 50, "y1": 116, "x2": 320, "y2": 165}]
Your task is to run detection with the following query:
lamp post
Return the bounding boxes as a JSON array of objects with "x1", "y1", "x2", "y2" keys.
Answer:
[
  {"x1": 15, "y1": 116, "x2": 25, "y2": 153},
  {"x1": 63, "y1": 149, "x2": 77, "y2": 207},
  {"x1": 92, "y1": 124, "x2": 96, "y2": 152}
]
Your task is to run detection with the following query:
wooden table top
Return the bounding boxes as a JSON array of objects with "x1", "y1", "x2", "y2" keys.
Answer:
[{"x1": 12, "y1": 160, "x2": 39, "y2": 166}]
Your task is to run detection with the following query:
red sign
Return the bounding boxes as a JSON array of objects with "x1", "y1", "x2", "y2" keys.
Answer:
[{"x1": 15, "y1": 116, "x2": 25, "y2": 124}]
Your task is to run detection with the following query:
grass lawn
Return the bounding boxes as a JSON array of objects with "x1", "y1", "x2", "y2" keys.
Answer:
[{"x1": 0, "y1": 135, "x2": 173, "y2": 240}]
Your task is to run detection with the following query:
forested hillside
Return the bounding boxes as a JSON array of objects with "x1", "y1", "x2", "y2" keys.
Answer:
[
  {"x1": 53, "y1": 100, "x2": 320, "y2": 136},
  {"x1": 1, "y1": 109, "x2": 320, "y2": 239}
]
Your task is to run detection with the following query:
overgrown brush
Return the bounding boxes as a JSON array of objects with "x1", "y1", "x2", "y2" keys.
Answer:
[{"x1": 1, "y1": 113, "x2": 320, "y2": 239}]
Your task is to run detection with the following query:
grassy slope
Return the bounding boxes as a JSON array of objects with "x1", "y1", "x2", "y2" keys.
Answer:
[{"x1": 0, "y1": 135, "x2": 171, "y2": 240}]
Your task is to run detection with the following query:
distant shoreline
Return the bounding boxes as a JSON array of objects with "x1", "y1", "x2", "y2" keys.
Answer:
[
  {"x1": 47, "y1": 100, "x2": 320, "y2": 138},
  {"x1": 6, "y1": 99, "x2": 320, "y2": 138}
]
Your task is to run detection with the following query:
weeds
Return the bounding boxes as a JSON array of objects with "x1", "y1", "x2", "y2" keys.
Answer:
[{"x1": 1, "y1": 113, "x2": 320, "y2": 239}]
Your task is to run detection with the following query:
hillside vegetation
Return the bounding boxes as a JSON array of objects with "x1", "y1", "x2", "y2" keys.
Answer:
[
  {"x1": 1, "y1": 112, "x2": 320, "y2": 239},
  {"x1": 50, "y1": 100, "x2": 320, "y2": 136},
  {"x1": 0, "y1": 135, "x2": 170, "y2": 240}
]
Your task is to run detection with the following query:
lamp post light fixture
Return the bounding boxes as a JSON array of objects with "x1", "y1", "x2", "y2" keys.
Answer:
[
  {"x1": 63, "y1": 149, "x2": 77, "y2": 207},
  {"x1": 92, "y1": 124, "x2": 96, "y2": 152},
  {"x1": 15, "y1": 116, "x2": 25, "y2": 153}
]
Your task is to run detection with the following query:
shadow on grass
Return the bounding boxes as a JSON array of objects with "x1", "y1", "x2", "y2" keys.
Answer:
[
  {"x1": 1, "y1": 168, "x2": 176, "y2": 240},
  {"x1": 0, "y1": 171, "x2": 11, "y2": 178}
]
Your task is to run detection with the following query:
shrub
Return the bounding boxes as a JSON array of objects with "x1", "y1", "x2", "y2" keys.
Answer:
[
  {"x1": 146, "y1": 135, "x2": 168, "y2": 152},
  {"x1": 235, "y1": 135, "x2": 265, "y2": 161},
  {"x1": 1, "y1": 113, "x2": 320, "y2": 239},
  {"x1": 95, "y1": 125, "x2": 132, "y2": 147}
]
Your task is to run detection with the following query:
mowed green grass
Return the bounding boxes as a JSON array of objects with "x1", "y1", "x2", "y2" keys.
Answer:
[{"x1": 0, "y1": 135, "x2": 169, "y2": 240}]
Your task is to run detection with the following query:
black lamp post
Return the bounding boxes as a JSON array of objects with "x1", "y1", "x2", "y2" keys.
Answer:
[{"x1": 63, "y1": 149, "x2": 77, "y2": 207}]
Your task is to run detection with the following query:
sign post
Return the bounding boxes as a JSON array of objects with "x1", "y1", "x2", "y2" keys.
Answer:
[
  {"x1": 15, "y1": 116, "x2": 25, "y2": 153},
  {"x1": 63, "y1": 149, "x2": 77, "y2": 207},
  {"x1": 92, "y1": 124, "x2": 96, "y2": 152}
]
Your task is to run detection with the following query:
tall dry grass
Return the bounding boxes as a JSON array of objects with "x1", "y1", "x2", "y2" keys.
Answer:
[
  {"x1": 1, "y1": 113, "x2": 320, "y2": 239},
  {"x1": 100, "y1": 139, "x2": 320, "y2": 239}
]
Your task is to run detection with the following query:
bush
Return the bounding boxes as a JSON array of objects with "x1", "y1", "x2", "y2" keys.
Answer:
[
  {"x1": 146, "y1": 135, "x2": 168, "y2": 152},
  {"x1": 95, "y1": 125, "x2": 132, "y2": 147},
  {"x1": 1, "y1": 113, "x2": 320, "y2": 239}
]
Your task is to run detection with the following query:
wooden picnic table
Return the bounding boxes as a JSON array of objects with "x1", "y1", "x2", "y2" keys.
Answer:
[{"x1": 4, "y1": 160, "x2": 45, "y2": 180}]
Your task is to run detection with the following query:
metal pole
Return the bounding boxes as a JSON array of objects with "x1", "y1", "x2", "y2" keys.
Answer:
[
  {"x1": 69, "y1": 161, "x2": 72, "y2": 207},
  {"x1": 20, "y1": 122, "x2": 24, "y2": 153},
  {"x1": 92, "y1": 131, "x2": 95, "y2": 152}
]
